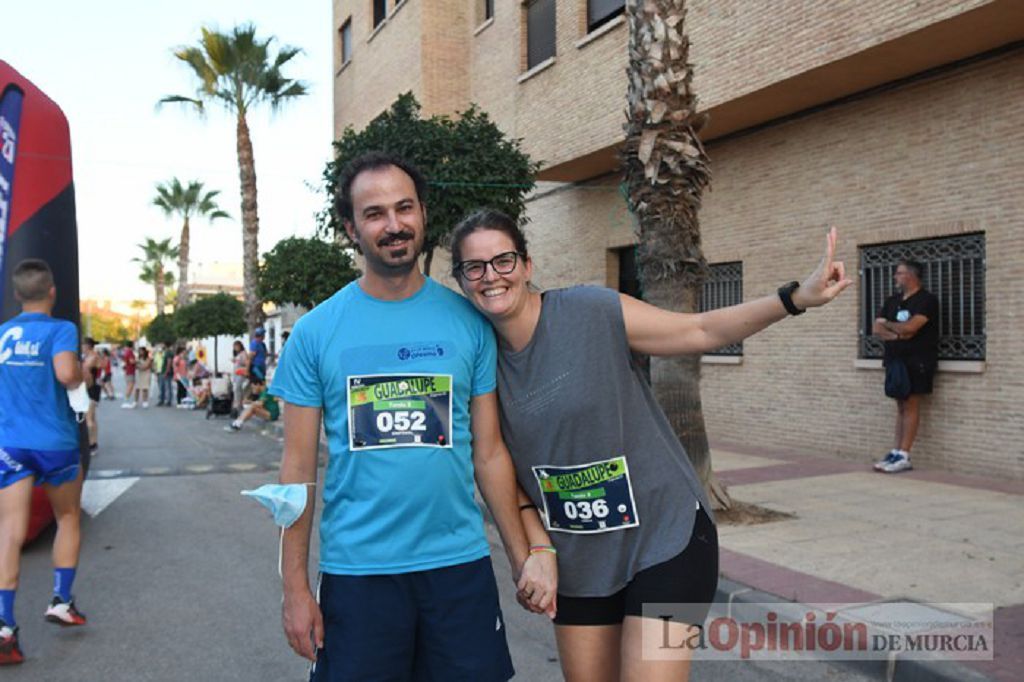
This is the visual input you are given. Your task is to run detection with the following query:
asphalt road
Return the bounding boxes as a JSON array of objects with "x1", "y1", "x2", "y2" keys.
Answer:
[{"x1": 6, "y1": 374, "x2": 872, "y2": 681}]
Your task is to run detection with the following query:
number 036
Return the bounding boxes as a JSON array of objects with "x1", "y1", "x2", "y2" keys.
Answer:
[{"x1": 562, "y1": 499, "x2": 610, "y2": 521}]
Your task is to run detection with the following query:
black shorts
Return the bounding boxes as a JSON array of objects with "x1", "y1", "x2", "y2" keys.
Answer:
[
  {"x1": 904, "y1": 356, "x2": 936, "y2": 395},
  {"x1": 87, "y1": 385, "x2": 102, "y2": 402},
  {"x1": 554, "y1": 506, "x2": 719, "y2": 627},
  {"x1": 312, "y1": 557, "x2": 514, "y2": 682}
]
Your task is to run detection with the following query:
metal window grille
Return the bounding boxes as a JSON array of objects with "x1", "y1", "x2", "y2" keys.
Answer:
[
  {"x1": 527, "y1": 0, "x2": 556, "y2": 70},
  {"x1": 340, "y1": 20, "x2": 352, "y2": 64},
  {"x1": 700, "y1": 262, "x2": 743, "y2": 356},
  {"x1": 859, "y1": 233, "x2": 986, "y2": 360},
  {"x1": 372, "y1": 0, "x2": 387, "y2": 28},
  {"x1": 588, "y1": 0, "x2": 625, "y2": 33}
]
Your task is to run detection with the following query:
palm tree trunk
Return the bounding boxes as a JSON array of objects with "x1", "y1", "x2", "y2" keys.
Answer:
[
  {"x1": 177, "y1": 217, "x2": 190, "y2": 309},
  {"x1": 236, "y1": 113, "x2": 264, "y2": 333},
  {"x1": 624, "y1": 0, "x2": 731, "y2": 509},
  {"x1": 155, "y1": 264, "x2": 166, "y2": 314}
]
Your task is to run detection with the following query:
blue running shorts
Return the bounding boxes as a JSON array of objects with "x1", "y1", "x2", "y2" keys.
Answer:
[
  {"x1": 0, "y1": 446, "x2": 80, "y2": 488},
  {"x1": 311, "y1": 556, "x2": 514, "y2": 682}
]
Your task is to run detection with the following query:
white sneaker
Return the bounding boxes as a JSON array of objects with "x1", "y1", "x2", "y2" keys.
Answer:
[
  {"x1": 120, "y1": 402, "x2": 134, "y2": 409},
  {"x1": 882, "y1": 454, "x2": 912, "y2": 473},
  {"x1": 142, "y1": 401, "x2": 149, "y2": 409},
  {"x1": 874, "y1": 451, "x2": 898, "y2": 471}
]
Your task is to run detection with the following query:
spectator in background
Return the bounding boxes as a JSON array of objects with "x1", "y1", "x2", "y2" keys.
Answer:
[
  {"x1": 872, "y1": 259, "x2": 940, "y2": 474},
  {"x1": 134, "y1": 348, "x2": 153, "y2": 409},
  {"x1": 157, "y1": 344, "x2": 175, "y2": 407},
  {"x1": 100, "y1": 349, "x2": 115, "y2": 400},
  {"x1": 81, "y1": 338, "x2": 102, "y2": 456},
  {"x1": 231, "y1": 340, "x2": 248, "y2": 417},
  {"x1": 173, "y1": 346, "x2": 188, "y2": 406},
  {"x1": 225, "y1": 377, "x2": 279, "y2": 432},
  {"x1": 248, "y1": 327, "x2": 268, "y2": 382},
  {"x1": 120, "y1": 341, "x2": 137, "y2": 408}
]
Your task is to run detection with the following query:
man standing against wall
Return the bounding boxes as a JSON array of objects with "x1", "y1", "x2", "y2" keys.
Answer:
[
  {"x1": 0, "y1": 260, "x2": 88, "y2": 665},
  {"x1": 872, "y1": 259, "x2": 940, "y2": 473}
]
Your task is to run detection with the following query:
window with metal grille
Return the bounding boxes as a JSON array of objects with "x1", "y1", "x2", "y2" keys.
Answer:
[
  {"x1": 526, "y1": 0, "x2": 556, "y2": 70},
  {"x1": 588, "y1": 0, "x2": 625, "y2": 33},
  {"x1": 859, "y1": 233, "x2": 986, "y2": 360},
  {"x1": 700, "y1": 262, "x2": 743, "y2": 356},
  {"x1": 339, "y1": 19, "x2": 352, "y2": 65},
  {"x1": 485, "y1": 0, "x2": 495, "y2": 21},
  {"x1": 372, "y1": 0, "x2": 387, "y2": 28}
]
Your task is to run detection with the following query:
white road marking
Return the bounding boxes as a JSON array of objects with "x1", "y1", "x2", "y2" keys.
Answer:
[{"x1": 80, "y1": 477, "x2": 140, "y2": 518}]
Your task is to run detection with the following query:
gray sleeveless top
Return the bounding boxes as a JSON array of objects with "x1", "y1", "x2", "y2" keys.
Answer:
[{"x1": 497, "y1": 286, "x2": 712, "y2": 597}]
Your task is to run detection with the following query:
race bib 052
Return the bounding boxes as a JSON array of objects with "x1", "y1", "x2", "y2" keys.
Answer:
[
  {"x1": 533, "y1": 456, "x2": 640, "y2": 534},
  {"x1": 348, "y1": 374, "x2": 453, "y2": 451}
]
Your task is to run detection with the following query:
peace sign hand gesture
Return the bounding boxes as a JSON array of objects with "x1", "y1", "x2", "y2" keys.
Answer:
[{"x1": 793, "y1": 226, "x2": 853, "y2": 310}]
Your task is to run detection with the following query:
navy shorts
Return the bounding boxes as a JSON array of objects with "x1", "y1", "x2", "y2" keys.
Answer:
[
  {"x1": 0, "y1": 446, "x2": 80, "y2": 488},
  {"x1": 311, "y1": 556, "x2": 514, "y2": 682},
  {"x1": 554, "y1": 506, "x2": 719, "y2": 626}
]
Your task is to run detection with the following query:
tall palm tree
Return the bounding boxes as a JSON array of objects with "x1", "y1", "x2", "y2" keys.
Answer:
[
  {"x1": 622, "y1": 1, "x2": 730, "y2": 508},
  {"x1": 153, "y1": 178, "x2": 230, "y2": 309},
  {"x1": 159, "y1": 24, "x2": 308, "y2": 333},
  {"x1": 134, "y1": 238, "x2": 179, "y2": 315}
]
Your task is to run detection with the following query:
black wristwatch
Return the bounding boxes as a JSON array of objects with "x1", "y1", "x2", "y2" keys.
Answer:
[{"x1": 777, "y1": 281, "x2": 805, "y2": 316}]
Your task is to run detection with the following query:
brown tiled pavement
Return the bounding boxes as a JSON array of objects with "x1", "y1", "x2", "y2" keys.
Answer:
[{"x1": 711, "y1": 440, "x2": 1023, "y2": 682}]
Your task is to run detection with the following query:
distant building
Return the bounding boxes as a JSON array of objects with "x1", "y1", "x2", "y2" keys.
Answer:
[{"x1": 332, "y1": 0, "x2": 1023, "y2": 479}]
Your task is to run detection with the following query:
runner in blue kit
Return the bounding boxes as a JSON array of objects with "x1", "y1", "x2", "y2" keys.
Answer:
[
  {"x1": 269, "y1": 152, "x2": 556, "y2": 681},
  {"x1": 0, "y1": 260, "x2": 88, "y2": 666}
]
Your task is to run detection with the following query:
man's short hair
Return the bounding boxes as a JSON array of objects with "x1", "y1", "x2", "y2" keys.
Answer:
[
  {"x1": 334, "y1": 151, "x2": 427, "y2": 225},
  {"x1": 84, "y1": 337, "x2": 97, "y2": 348},
  {"x1": 12, "y1": 259, "x2": 54, "y2": 302},
  {"x1": 899, "y1": 259, "x2": 925, "y2": 280}
]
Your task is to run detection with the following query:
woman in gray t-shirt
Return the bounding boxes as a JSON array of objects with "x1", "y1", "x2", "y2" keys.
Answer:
[{"x1": 450, "y1": 210, "x2": 849, "y2": 681}]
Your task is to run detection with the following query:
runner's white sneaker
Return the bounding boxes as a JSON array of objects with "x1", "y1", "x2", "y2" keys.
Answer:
[
  {"x1": 881, "y1": 454, "x2": 912, "y2": 473},
  {"x1": 874, "y1": 451, "x2": 898, "y2": 471},
  {"x1": 44, "y1": 597, "x2": 87, "y2": 626}
]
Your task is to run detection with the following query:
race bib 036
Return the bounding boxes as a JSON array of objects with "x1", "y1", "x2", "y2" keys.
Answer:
[
  {"x1": 533, "y1": 456, "x2": 640, "y2": 534},
  {"x1": 348, "y1": 374, "x2": 453, "y2": 451}
]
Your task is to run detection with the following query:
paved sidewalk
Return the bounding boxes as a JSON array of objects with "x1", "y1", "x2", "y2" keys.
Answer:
[{"x1": 710, "y1": 441, "x2": 1023, "y2": 682}]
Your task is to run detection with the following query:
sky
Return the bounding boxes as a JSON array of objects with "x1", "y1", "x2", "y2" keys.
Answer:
[{"x1": 5, "y1": 0, "x2": 333, "y2": 302}]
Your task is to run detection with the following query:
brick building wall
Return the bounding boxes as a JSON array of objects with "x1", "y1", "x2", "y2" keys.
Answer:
[
  {"x1": 522, "y1": 49, "x2": 1024, "y2": 479},
  {"x1": 331, "y1": 1, "x2": 1024, "y2": 478}
]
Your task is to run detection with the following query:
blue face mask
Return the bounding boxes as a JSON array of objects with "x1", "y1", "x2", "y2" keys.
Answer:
[
  {"x1": 241, "y1": 483, "x2": 314, "y2": 528},
  {"x1": 242, "y1": 482, "x2": 317, "y2": 578}
]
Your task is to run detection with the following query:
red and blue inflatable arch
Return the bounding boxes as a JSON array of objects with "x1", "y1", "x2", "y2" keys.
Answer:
[
  {"x1": 1, "y1": 61, "x2": 87, "y2": 541},
  {"x1": 1, "y1": 60, "x2": 81, "y2": 325}
]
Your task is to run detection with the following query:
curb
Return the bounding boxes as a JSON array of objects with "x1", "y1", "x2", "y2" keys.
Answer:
[{"x1": 715, "y1": 578, "x2": 994, "y2": 682}]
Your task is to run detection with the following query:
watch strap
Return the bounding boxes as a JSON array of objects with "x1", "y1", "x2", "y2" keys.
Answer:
[{"x1": 778, "y1": 281, "x2": 805, "y2": 316}]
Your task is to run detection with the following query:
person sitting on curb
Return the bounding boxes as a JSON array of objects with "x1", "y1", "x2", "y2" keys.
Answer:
[{"x1": 226, "y1": 377, "x2": 279, "y2": 431}]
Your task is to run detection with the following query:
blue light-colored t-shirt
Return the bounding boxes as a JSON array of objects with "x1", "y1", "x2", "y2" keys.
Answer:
[
  {"x1": 249, "y1": 338, "x2": 267, "y2": 374},
  {"x1": 270, "y1": 278, "x2": 496, "y2": 575},
  {"x1": 0, "y1": 312, "x2": 79, "y2": 450}
]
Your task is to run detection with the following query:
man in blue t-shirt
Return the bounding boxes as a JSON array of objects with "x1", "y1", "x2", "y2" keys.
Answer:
[
  {"x1": 270, "y1": 153, "x2": 555, "y2": 681},
  {"x1": 0, "y1": 260, "x2": 88, "y2": 666},
  {"x1": 248, "y1": 327, "x2": 268, "y2": 382}
]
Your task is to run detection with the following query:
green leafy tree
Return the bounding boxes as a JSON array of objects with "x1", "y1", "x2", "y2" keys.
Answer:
[
  {"x1": 153, "y1": 178, "x2": 230, "y2": 308},
  {"x1": 161, "y1": 23, "x2": 308, "y2": 333},
  {"x1": 259, "y1": 236, "x2": 360, "y2": 310},
  {"x1": 134, "y1": 238, "x2": 179, "y2": 314},
  {"x1": 174, "y1": 293, "x2": 246, "y2": 373},
  {"x1": 144, "y1": 313, "x2": 178, "y2": 346},
  {"x1": 321, "y1": 93, "x2": 540, "y2": 274}
]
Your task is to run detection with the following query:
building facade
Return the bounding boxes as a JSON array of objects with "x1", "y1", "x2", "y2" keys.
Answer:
[{"x1": 332, "y1": 0, "x2": 1024, "y2": 479}]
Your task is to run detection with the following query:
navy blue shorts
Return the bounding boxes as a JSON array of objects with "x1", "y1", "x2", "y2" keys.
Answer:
[
  {"x1": 311, "y1": 556, "x2": 514, "y2": 682},
  {"x1": 0, "y1": 446, "x2": 80, "y2": 488}
]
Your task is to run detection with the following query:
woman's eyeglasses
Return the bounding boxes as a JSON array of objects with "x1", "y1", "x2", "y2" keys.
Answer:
[{"x1": 454, "y1": 251, "x2": 522, "y2": 281}]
